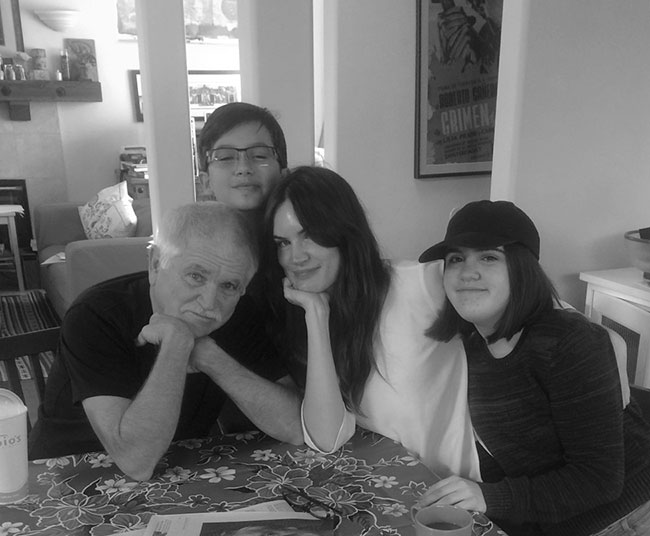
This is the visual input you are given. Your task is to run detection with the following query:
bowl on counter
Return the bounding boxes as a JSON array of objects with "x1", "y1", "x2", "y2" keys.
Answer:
[{"x1": 624, "y1": 230, "x2": 650, "y2": 280}]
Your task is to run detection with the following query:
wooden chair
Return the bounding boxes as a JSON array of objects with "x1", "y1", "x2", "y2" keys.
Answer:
[{"x1": 0, "y1": 327, "x2": 60, "y2": 430}]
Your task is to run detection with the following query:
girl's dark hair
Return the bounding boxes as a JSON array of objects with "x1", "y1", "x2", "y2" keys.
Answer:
[
  {"x1": 262, "y1": 166, "x2": 392, "y2": 412},
  {"x1": 198, "y1": 102, "x2": 288, "y2": 171},
  {"x1": 427, "y1": 243, "x2": 559, "y2": 343}
]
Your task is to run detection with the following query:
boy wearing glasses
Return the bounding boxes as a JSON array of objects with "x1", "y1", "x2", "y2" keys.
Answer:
[
  {"x1": 194, "y1": 102, "x2": 302, "y2": 438},
  {"x1": 198, "y1": 102, "x2": 288, "y2": 212}
]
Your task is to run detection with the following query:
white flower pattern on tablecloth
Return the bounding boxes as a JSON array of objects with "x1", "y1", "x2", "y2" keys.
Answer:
[
  {"x1": 379, "y1": 503, "x2": 409, "y2": 517},
  {"x1": 96, "y1": 478, "x2": 138, "y2": 494},
  {"x1": 87, "y1": 453, "x2": 114, "y2": 468},
  {"x1": 371, "y1": 475, "x2": 398, "y2": 488},
  {"x1": 199, "y1": 466, "x2": 236, "y2": 483},
  {"x1": 0, "y1": 522, "x2": 24, "y2": 536},
  {"x1": 162, "y1": 466, "x2": 193, "y2": 482},
  {"x1": 177, "y1": 438, "x2": 204, "y2": 449},
  {"x1": 292, "y1": 448, "x2": 329, "y2": 465},
  {"x1": 33, "y1": 456, "x2": 72, "y2": 469},
  {"x1": 251, "y1": 448, "x2": 275, "y2": 461}
]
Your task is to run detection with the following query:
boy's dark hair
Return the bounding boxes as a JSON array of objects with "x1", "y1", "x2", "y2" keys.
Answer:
[{"x1": 198, "y1": 102, "x2": 288, "y2": 171}]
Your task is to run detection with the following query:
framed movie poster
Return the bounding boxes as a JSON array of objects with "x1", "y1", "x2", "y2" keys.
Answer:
[{"x1": 415, "y1": 0, "x2": 503, "y2": 178}]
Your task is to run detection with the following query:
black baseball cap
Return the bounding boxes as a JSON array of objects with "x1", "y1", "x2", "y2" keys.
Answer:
[{"x1": 419, "y1": 200, "x2": 540, "y2": 262}]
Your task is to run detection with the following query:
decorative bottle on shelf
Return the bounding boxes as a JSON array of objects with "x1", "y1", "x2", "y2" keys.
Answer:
[
  {"x1": 4, "y1": 64, "x2": 15, "y2": 81},
  {"x1": 14, "y1": 65, "x2": 26, "y2": 81},
  {"x1": 60, "y1": 49, "x2": 70, "y2": 81}
]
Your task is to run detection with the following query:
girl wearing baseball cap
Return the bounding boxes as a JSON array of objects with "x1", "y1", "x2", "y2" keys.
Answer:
[{"x1": 416, "y1": 200, "x2": 650, "y2": 536}]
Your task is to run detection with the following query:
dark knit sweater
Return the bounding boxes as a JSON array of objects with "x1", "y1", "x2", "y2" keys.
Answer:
[{"x1": 465, "y1": 309, "x2": 650, "y2": 536}]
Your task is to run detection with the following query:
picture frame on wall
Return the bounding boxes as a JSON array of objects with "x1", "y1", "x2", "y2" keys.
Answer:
[
  {"x1": 0, "y1": 0, "x2": 24, "y2": 52},
  {"x1": 415, "y1": 0, "x2": 503, "y2": 178},
  {"x1": 129, "y1": 69, "x2": 144, "y2": 122},
  {"x1": 64, "y1": 38, "x2": 99, "y2": 81},
  {"x1": 128, "y1": 69, "x2": 241, "y2": 123},
  {"x1": 187, "y1": 70, "x2": 240, "y2": 120}
]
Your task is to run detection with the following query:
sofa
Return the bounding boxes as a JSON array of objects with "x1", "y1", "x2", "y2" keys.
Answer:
[{"x1": 34, "y1": 198, "x2": 152, "y2": 319}]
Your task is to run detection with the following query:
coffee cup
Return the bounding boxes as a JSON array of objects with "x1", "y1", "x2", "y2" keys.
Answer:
[
  {"x1": 411, "y1": 504, "x2": 473, "y2": 536},
  {"x1": 0, "y1": 389, "x2": 29, "y2": 504}
]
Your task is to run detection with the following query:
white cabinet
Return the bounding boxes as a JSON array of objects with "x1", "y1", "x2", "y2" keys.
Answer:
[{"x1": 580, "y1": 268, "x2": 650, "y2": 388}]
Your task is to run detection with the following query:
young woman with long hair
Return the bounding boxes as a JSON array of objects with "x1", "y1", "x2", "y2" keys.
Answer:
[{"x1": 262, "y1": 166, "x2": 479, "y2": 479}]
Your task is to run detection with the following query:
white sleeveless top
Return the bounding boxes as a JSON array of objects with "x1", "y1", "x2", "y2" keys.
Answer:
[{"x1": 302, "y1": 260, "x2": 480, "y2": 480}]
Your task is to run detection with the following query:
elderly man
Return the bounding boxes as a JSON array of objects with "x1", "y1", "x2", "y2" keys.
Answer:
[{"x1": 29, "y1": 202, "x2": 302, "y2": 480}]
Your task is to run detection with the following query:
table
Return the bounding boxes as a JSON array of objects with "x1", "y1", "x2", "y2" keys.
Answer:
[
  {"x1": 0, "y1": 204, "x2": 25, "y2": 291},
  {"x1": 1, "y1": 430, "x2": 503, "y2": 536}
]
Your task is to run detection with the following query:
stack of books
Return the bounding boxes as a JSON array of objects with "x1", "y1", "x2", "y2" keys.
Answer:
[{"x1": 119, "y1": 146, "x2": 149, "y2": 199}]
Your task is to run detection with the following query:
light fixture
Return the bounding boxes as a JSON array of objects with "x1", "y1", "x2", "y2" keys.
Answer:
[{"x1": 34, "y1": 9, "x2": 81, "y2": 33}]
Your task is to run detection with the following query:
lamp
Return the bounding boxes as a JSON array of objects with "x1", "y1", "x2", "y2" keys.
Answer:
[{"x1": 34, "y1": 10, "x2": 80, "y2": 32}]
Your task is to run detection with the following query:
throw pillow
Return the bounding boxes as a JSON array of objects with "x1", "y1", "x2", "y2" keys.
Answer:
[{"x1": 78, "y1": 182, "x2": 137, "y2": 239}]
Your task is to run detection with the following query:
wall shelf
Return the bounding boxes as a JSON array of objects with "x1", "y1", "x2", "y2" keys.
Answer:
[{"x1": 0, "y1": 81, "x2": 102, "y2": 121}]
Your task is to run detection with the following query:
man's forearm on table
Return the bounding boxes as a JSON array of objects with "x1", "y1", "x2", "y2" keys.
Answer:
[
  {"x1": 204, "y1": 357, "x2": 303, "y2": 444},
  {"x1": 86, "y1": 346, "x2": 189, "y2": 481}
]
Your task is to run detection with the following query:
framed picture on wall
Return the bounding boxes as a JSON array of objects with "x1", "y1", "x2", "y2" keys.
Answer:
[
  {"x1": 187, "y1": 70, "x2": 240, "y2": 119},
  {"x1": 0, "y1": 0, "x2": 24, "y2": 51},
  {"x1": 128, "y1": 69, "x2": 144, "y2": 121},
  {"x1": 128, "y1": 69, "x2": 241, "y2": 123},
  {"x1": 415, "y1": 0, "x2": 503, "y2": 178}
]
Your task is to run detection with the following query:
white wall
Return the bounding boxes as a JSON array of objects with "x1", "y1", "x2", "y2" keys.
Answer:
[
  {"x1": 238, "y1": 0, "x2": 315, "y2": 169},
  {"x1": 322, "y1": 0, "x2": 490, "y2": 261},
  {"x1": 492, "y1": 0, "x2": 650, "y2": 307}
]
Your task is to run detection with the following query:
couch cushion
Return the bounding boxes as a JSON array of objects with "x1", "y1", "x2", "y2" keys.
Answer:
[
  {"x1": 78, "y1": 182, "x2": 137, "y2": 239},
  {"x1": 38, "y1": 245, "x2": 69, "y2": 320}
]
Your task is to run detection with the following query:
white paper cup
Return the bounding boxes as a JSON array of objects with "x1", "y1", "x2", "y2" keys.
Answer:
[
  {"x1": 412, "y1": 504, "x2": 473, "y2": 536},
  {"x1": 0, "y1": 389, "x2": 29, "y2": 504}
]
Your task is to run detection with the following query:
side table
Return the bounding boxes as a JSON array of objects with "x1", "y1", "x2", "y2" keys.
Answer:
[
  {"x1": 0, "y1": 205, "x2": 25, "y2": 291},
  {"x1": 580, "y1": 268, "x2": 650, "y2": 387}
]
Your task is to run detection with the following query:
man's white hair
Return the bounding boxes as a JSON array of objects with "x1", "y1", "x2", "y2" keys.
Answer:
[{"x1": 153, "y1": 201, "x2": 258, "y2": 271}]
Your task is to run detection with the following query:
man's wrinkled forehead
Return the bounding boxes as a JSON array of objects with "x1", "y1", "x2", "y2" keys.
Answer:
[{"x1": 194, "y1": 231, "x2": 257, "y2": 275}]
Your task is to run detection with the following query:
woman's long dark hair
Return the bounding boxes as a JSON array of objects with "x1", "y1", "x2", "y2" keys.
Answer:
[
  {"x1": 262, "y1": 166, "x2": 392, "y2": 412},
  {"x1": 427, "y1": 243, "x2": 559, "y2": 343}
]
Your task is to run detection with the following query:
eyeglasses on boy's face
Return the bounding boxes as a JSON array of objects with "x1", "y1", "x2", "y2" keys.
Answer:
[
  {"x1": 281, "y1": 485, "x2": 342, "y2": 520},
  {"x1": 206, "y1": 145, "x2": 278, "y2": 167}
]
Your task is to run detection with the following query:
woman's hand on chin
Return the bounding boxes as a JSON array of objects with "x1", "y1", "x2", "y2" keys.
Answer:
[{"x1": 282, "y1": 277, "x2": 330, "y2": 315}]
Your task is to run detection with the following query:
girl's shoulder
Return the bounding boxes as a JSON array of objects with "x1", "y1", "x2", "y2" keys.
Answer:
[
  {"x1": 387, "y1": 259, "x2": 446, "y2": 309},
  {"x1": 536, "y1": 307, "x2": 606, "y2": 336},
  {"x1": 525, "y1": 308, "x2": 611, "y2": 362}
]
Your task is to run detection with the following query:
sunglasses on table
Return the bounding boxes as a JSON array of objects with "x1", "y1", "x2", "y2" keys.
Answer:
[{"x1": 281, "y1": 485, "x2": 343, "y2": 520}]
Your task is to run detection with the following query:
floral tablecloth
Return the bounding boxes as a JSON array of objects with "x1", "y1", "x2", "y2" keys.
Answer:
[{"x1": 1, "y1": 429, "x2": 502, "y2": 536}]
